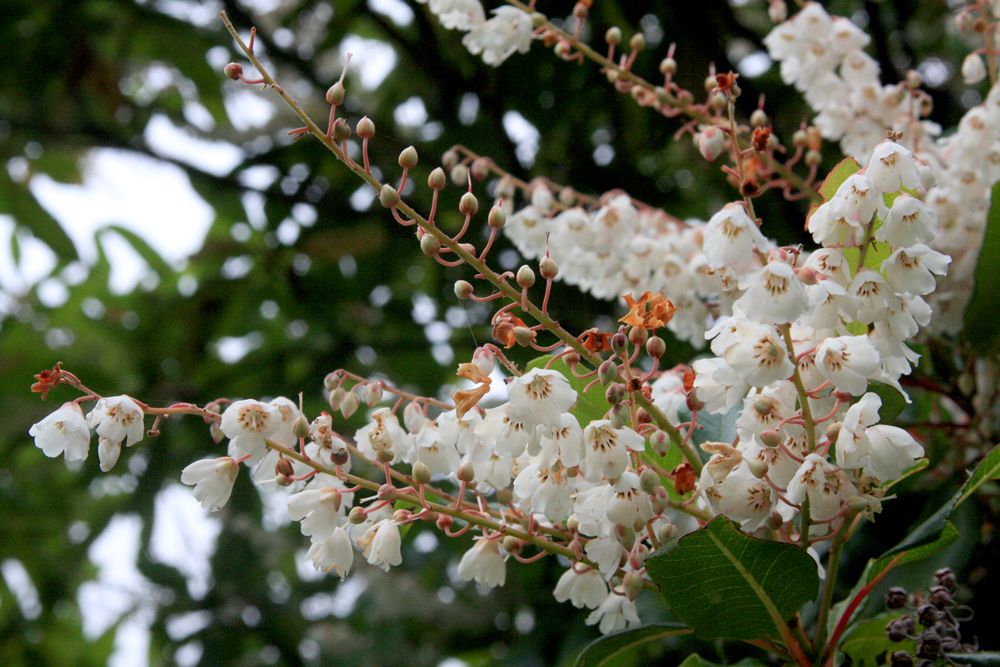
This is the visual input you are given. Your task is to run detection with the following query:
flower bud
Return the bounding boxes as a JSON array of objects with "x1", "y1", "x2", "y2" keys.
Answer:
[
  {"x1": 539, "y1": 256, "x2": 558, "y2": 279},
  {"x1": 398, "y1": 145, "x2": 418, "y2": 169},
  {"x1": 750, "y1": 109, "x2": 768, "y2": 127},
  {"x1": 649, "y1": 429, "x2": 669, "y2": 457},
  {"x1": 332, "y1": 449, "x2": 350, "y2": 466},
  {"x1": 961, "y1": 53, "x2": 987, "y2": 85},
  {"x1": 224, "y1": 62, "x2": 243, "y2": 80},
  {"x1": 363, "y1": 382, "x2": 383, "y2": 406},
  {"x1": 609, "y1": 403, "x2": 630, "y2": 428},
  {"x1": 623, "y1": 571, "x2": 644, "y2": 601},
  {"x1": 328, "y1": 387, "x2": 345, "y2": 410},
  {"x1": 356, "y1": 116, "x2": 375, "y2": 139},
  {"x1": 450, "y1": 164, "x2": 468, "y2": 187},
  {"x1": 459, "y1": 191, "x2": 479, "y2": 216},
  {"x1": 686, "y1": 393, "x2": 705, "y2": 413},
  {"x1": 377, "y1": 483, "x2": 398, "y2": 500},
  {"x1": 470, "y1": 157, "x2": 490, "y2": 181},
  {"x1": 349, "y1": 506, "x2": 367, "y2": 524},
  {"x1": 495, "y1": 487, "x2": 512, "y2": 505},
  {"x1": 210, "y1": 421, "x2": 225, "y2": 444},
  {"x1": 516, "y1": 265, "x2": 536, "y2": 288},
  {"x1": 805, "y1": 149, "x2": 822, "y2": 167},
  {"x1": 697, "y1": 126, "x2": 726, "y2": 161},
  {"x1": 427, "y1": 167, "x2": 446, "y2": 190},
  {"x1": 768, "y1": 0, "x2": 787, "y2": 23},
  {"x1": 420, "y1": 234, "x2": 441, "y2": 256},
  {"x1": 639, "y1": 468, "x2": 661, "y2": 494},
  {"x1": 646, "y1": 336, "x2": 665, "y2": 358},
  {"x1": 436, "y1": 513, "x2": 453, "y2": 530},
  {"x1": 340, "y1": 391, "x2": 359, "y2": 419},
  {"x1": 378, "y1": 184, "x2": 400, "y2": 208},
  {"x1": 657, "y1": 522, "x2": 676, "y2": 545},
  {"x1": 411, "y1": 461, "x2": 432, "y2": 485},
  {"x1": 275, "y1": 457, "x2": 295, "y2": 479},
  {"x1": 332, "y1": 117, "x2": 351, "y2": 142},
  {"x1": 376, "y1": 448, "x2": 395, "y2": 463},
  {"x1": 605, "y1": 27, "x2": 621, "y2": 45},
  {"x1": 825, "y1": 421, "x2": 841, "y2": 443},
  {"x1": 759, "y1": 429, "x2": 782, "y2": 448},
  {"x1": 598, "y1": 360, "x2": 619, "y2": 386},
  {"x1": 659, "y1": 57, "x2": 677, "y2": 76},
  {"x1": 606, "y1": 383, "x2": 627, "y2": 405},
  {"x1": 629, "y1": 33, "x2": 646, "y2": 51},
  {"x1": 513, "y1": 326, "x2": 536, "y2": 347},
  {"x1": 292, "y1": 414, "x2": 310, "y2": 440},
  {"x1": 792, "y1": 129, "x2": 807, "y2": 147},
  {"x1": 905, "y1": 69, "x2": 923, "y2": 89},
  {"x1": 610, "y1": 332, "x2": 628, "y2": 356},
  {"x1": 502, "y1": 535, "x2": 522, "y2": 553},
  {"x1": 747, "y1": 458, "x2": 768, "y2": 479},
  {"x1": 629, "y1": 326, "x2": 648, "y2": 347},
  {"x1": 454, "y1": 280, "x2": 474, "y2": 300},
  {"x1": 566, "y1": 515, "x2": 580, "y2": 532},
  {"x1": 326, "y1": 81, "x2": 346, "y2": 106},
  {"x1": 710, "y1": 91, "x2": 727, "y2": 109},
  {"x1": 488, "y1": 206, "x2": 506, "y2": 229},
  {"x1": 457, "y1": 460, "x2": 475, "y2": 483}
]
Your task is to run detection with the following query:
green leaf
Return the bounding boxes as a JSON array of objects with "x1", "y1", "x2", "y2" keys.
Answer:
[
  {"x1": 678, "y1": 403, "x2": 740, "y2": 447},
  {"x1": 678, "y1": 655, "x2": 766, "y2": 667},
  {"x1": 962, "y1": 182, "x2": 1000, "y2": 354},
  {"x1": 574, "y1": 623, "x2": 691, "y2": 667},
  {"x1": 839, "y1": 612, "x2": 914, "y2": 667},
  {"x1": 956, "y1": 443, "x2": 1000, "y2": 506},
  {"x1": 947, "y1": 652, "x2": 1000, "y2": 665},
  {"x1": 870, "y1": 521, "x2": 959, "y2": 584},
  {"x1": 99, "y1": 225, "x2": 174, "y2": 279},
  {"x1": 866, "y1": 381, "x2": 907, "y2": 423},
  {"x1": 818, "y1": 157, "x2": 862, "y2": 200},
  {"x1": 0, "y1": 177, "x2": 78, "y2": 262},
  {"x1": 645, "y1": 517, "x2": 820, "y2": 641},
  {"x1": 527, "y1": 355, "x2": 610, "y2": 426}
]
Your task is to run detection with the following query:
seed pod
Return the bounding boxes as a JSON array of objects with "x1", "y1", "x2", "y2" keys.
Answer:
[
  {"x1": 332, "y1": 117, "x2": 351, "y2": 142},
  {"x1": 639, "y1": 468, "x2": 661, "y2": 494},
  {"x1": 457, "y1": 460, "x2": 475, "y2": 483},
  {"x1": 349, "y1": 506, "x2": 367, "y2": 524},
  {"x1": 750, "y1": 109, "x2": 768, "y2": 127},
  {"x1": 598, "y1": 360, "x2": 619, "y2": 386},
  {"x1": 411, "y1": 461, "x2": 431, "y2": 485},
  {"x1": 539, "y1": 256, "x2": 558, "y2": 279},
  {"x1": 646, "y1": 336, "x2": 665, "y2": 358},
  {"x1": 605, "y1": 383, "x2": 627, "y2": 405},
  {"x1": 610, "y1": 332, "x2": 628, "y2": 356},
  {"x1": 292, "y1": 415, "x2": 310, "y2": 440}
]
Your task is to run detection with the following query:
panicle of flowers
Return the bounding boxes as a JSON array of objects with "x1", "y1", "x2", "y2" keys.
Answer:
[{"x1": 415, "y1": 0, "x2": 535, "y2": 66}]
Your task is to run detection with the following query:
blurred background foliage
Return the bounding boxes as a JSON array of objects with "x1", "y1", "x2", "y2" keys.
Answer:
[{"x1": 0, "y1": 0, "x2": 996, "y2": 665}]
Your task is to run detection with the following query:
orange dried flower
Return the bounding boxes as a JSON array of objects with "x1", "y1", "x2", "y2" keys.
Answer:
[
  {"x1": 579, "y1": 328, "x2": 613, "y2": 353},
  {"x1": 672, "y1": 461, "x2": 697, "y2": 495},
  {"x1": 453, "y1": 362, "x2": 492, "y2": 417},
  {"x1": 492, "y1": 312, "x2": 528, "y2": 349},
  {"x1": 619, "y1": 292, "x2": 676, "y2": 330}
]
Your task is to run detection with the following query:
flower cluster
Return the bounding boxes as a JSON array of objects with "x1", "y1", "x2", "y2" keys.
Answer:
[
  {"x1": 28, "y1": 396, "x2": 145, "y2": 472},
  {"x1": 415, "y1": 0, "x2": 534, "y2": 66}
]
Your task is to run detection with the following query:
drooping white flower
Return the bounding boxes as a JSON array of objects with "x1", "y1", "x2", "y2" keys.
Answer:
[
  {"x1": 583, "y1": 534, "x2": 625, "y2": 581},
  {"x1": 807, "y1": 199, "x2": 865, "y2": 247},
  {"x1": 582, "y1": 421, "x2": 642, "y2": 482},
  {"x1": 863, "y1": 425, "x2": 924, "y2": 480},
  {"x1": 475, "y1": 404, "x2": 535, "y2": 459},
  {"x1": 882, "y1": 245, "x2": 950, "y2": 296},
  {"x1": 554, "y1": 568, "x2": 608, "y2": 609},
  {"x1": 180, "y1": 457, "x2": 240, "y2": 511},
  {"x1": 784, "y1": 453, "x2": 855, "y2": 524},
  {"x1": 830, "y1": 173, "x2": 886, "y2": 225},
  {"x1": 700, "y1": 459, "x2": 774, "y2": 532},
  {"x1": 692, "y1": 358, "x2": 750, "y2": 414},
  {"x1": 866, "y1": 141, "x2": 920, "y2": 194},
  {"x1": 86, "y1": 395, "x2": 145, "y2": 471},
  {"x1": 306, "y1": 525, "x2": 354, "y2": 579},
  {"x1": 586, "y1": 587, "x2": 641, "y2": 635},
  {"x1": 815, "y1": 335, "x2": 880, "y2": 395},
  {"x1": 849, "y1": 270, "x2": 900, "y2": 324},
  {"x1": 703, "y1": 202, "x2": 768, "y2": 271},
  {"x1": 29, "y1": 403, "x2": 90, "y2": 462},
  {"x1": 355, "y1": 407, "x2": 411, "y2": 463},
  {"x1": 878, "y1": 194, "x2": 938, "y2": 247},
  {"x1": 512, "y1": 463, "x2": 574, "y2": 523},
  {"x1": 423, "y1": 0, "x2": 485, "y2": 31},
  {"x1": 507, "y1": 368, "x2": 577, "y2": 425},
  {"x1": 358, "y1": 518, "x2": 402, "y2": 571},
  {"x1": 606, "y1": 472, "x2": 654, "y2": 528},
  {"x1": 719, "y1": 320, "x2": 794, "y2": 387},
  {"x1": 537, "y1": 413, "x2": 585, "y2": 468},
  {"x1": 735, "y1": 261, "x2": 808, "y2": 324},
  {"x1": 457, "y1": 538, "x2": 507, "y2": 587},
  {"x1": 962, "y1": 53, "x2": 988, "y2": 85},
  {"x1": 220, "y1": 399, "x2": 281, "y2": 461},
  {"x1": 462, "y1": 6, "x2": 533, "y2": 66},
  {"x1": 412, "y1": 420, "x2": 461, "y2": 475},
  {"x1": 287, "y1": 482, "x2": 354, "y2": 540}
]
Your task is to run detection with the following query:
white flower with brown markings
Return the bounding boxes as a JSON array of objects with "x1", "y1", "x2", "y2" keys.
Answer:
[
  {"x1": 815, "y1": 335, "x2": 881, "y2": 395},
  {"x1": 715, "y1": 319, "x2": 794, "y2": 387},
  {"x1": 86, "y1": 395, "x2": 145, "y2": 472},
  {"x1": 507, "y1": 368, "x2": 577, "y2": 426},
  {"x1": 220, "y1": 399, "x2": 281, "y2": 462},
  {"x1": 554, "y1": 568, "x2": 608, "y2": 610},
  {"x1": 878, "y1": 194, "x2": 938, "y2": 247},
  {"x1": 306, "y1": 526, "x2": 354, "y2": 579},
  {"x1": 180, "y1": 457, "x2": 239, "y2": 512},
  {"x1": 735, "y1": 261, "x2": 808, "y2": 324},
  {"x1": 30, "y1": 402, "x2": 90, "y2": 462},
  {"x1": 703, "y1": 202, "x2": 768, "y2": 272},
  {"x1": 586, "y1": 586, "x2": 641, "y2": 635},
  {"x1": 582, "y1": 421, "x2": 642, "y2": 482},
  {"x1": 358, "y1": 518, "x2": 402, "y2": 571},
  {"x1": 462, "y1": 6, "x2": 533, "y2": 66},
  {"x1": 457, "y1": 538, "x2": 507, "y2": 587},
  {"x1": 866, "y1": 141, "x2": 920, "y2": 194},
  {"x1": 882, "y1": 245, "x2": 951, "y2": 296}
]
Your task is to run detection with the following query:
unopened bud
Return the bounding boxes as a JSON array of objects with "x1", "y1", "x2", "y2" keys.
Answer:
[
  {"x1": 224, "y1": 62, "x2": 243, "y2": 80},
  {"x1": 657, "y1": 522, "x2": 677, "y2": 545},
  {"x1": 539, "y1": 256, "x2": 558, "y2": 279},
  {"x1": 457, "y1": 460, "x2": 476, "y2": 482},
  {"x1": 768, "y1": 0, "x2": 787, "y2": 23},
  {"x1": 558, "y1": 187, "x2": 575, "y2": 205},
  {"x1": 210, "y1": 422, "x2": 225, "y2": 444},
  {"x1": 392, "y1": 509, "x2": 409, "y2": 524},
  {"x1": 428, "y1": 167, "x2": 446, "y2": 190},
  {"x1": 332, "y1": 117, "x2": 351, "y2": 142},
  {"x1": 629, "y1": 33, "x2": 646, "y2": 51},
  {"x1": 686, "y1": 393, "x2": 705, "y2": 413},
  {"x1": 704, "y1": 75, "x2": 718, "y2": 92},
  {"x1": 292, "y1": 415, "x2": 310, "y2": 440},
  {"x1": 795, "y1": 266, "x2": 818, "y2": 285},
  {"x1": 516, "y1": 265, "x2": 536, "y2": 288},
  {"x1": 502, "y1": 535, "x2": 522, "y2": 553},
  {"x1": 442, "y1": 149, "x2": 459, "y2": 169},
  {"x1": 759, "y1": 429, "x2": 782, "y2": 448},
  {"x1": 605, "y1": 26, "x2": 622, "y2": 45},
  {"x1": 326, "y1": 81, "x2": 346, "y2": 106},
  {"x1": 623, "y1": 571, "x2": 644, "y2": 601},
  {"x1": 378, "y1": 184, "x2": 400, "y2": 208},
  {"x1": 363, "y1": 382, "x2": 383, "y2": 406},
  {"x1": 710, "y1": 91, "x2": 727, "y2": 109},
  {"x1": 356, "y1": 116, "x2": 375, "y2": 139},
  {"x1": 459, "y1": 191, "x2": 479, "y2": 216},
  {"x1": 450, "y1": 164, "x2": 468, "y2": 186},
  {"x1": 805, "y1": 149, "x2": 822, "y2": 167},
  {"x1": 660, "y1": 57, "x2": 677, "y2": 76},
  {"x1": 420, "y1": 234, "x2": 441, "y2": 256},
  {"x1": 905, "y1": 69, "x2": 923, "y2": 89},
  {"x1": 411, "y1": 461, "x2": 432, "y2": 485},
  {"x1": 328, "y1": 387, "x2": 345, "y2": 410},
  {"x1": 748, "y1": 458, "x2": 768, "y2": 479},
  {"x1": 377, "y1": 483, "x2": 398, "y2": 501},
  {"x1": 649, "y1": 429, "x2": 669, "y2": 457},
  {"x1": 566, "y1": 515, "x2": 580, "y2": 532},
  {"x1": 806, "y1": 126, "x2": 822, "y2": 150},
  {"x1": 454, "y1": 280, "x2": 474, "y2": 299},
  {"x1": 324, "y1": 372, "x2": 341, "y2": 392},
  {"x1": 470, "y1": 157, "x2": 490, "y2": 181},
  {"x1": 610, "y1": 332, "x2": 628, "y2": 356},
  {"x1": 488, "y1": 206, "x2": 506, "y2": 229},
  {"x1": 598, "y1": 360, "x2": 619, "y2": 386},
  {"x1": 640, "y1": 468, "x2": 661, "y2": 494},
  {"x1": 646, "y1": 336, "x2": 665, "y2": 358},
  {"x1": 435, "y1": 513, "x2": 453, "y2": 530},
  {"x1": 792, "y1": 129, "x2": 807, "y2": 147},
  {"x1": 609, "y1": 403, "x2": 630, "y2": 428},
  {"x1": 750, "y1": 109, "x2": 768, "y2": 127},
  {"x1": 349, "y1": 506, "x2": 367, "y2": 524},
  {"x1": 340, "y1": 391, "x2": 360, "y2": 419},
  {"x1": 629, "y1": 326, "x2": 648, "y2": 347},
  {"x1": 606, "y1": 383, "x2": 627, "y2": 405},
  {"x1": 332, "y1": 449, "x2": 350, "y2": 466},
  {"x1": 825, "y1": 421, "x2": 841, "y2": 443},
  {"x1": 398, "y1": 145, "x2": 418, "y2": 169},
  {"x1": 376, "y1": 448, "x2": 394, "y2": 463},
  {"x1": 275, "y1": 457, "x2": 295, "y2": 478}
]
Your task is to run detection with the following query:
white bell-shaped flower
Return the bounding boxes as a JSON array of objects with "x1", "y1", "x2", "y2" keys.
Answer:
[
  {"x1": 537, "y1": 413, "x2": 585, "y2": 468},
  {"x1": 878, "y1": 194, "x2": 938, "y2": 247},
  {"x1": 583, "y1": 534, "x2": 625, "y2": 581},
  {"x1": 582, "y1": 421, "x2": 642, "y2": 482},
  {"x1": 412, "y1": 420, "x2": 461, "y2": 475},
  {"x1": 700, "y1": 460, "x2": 774, "y2": 532},
  {"x1": 29, "y1": 403, "x2": 90, "y2": 462},
  {"x1": 961, "y1": 53, "x2": 987, "y2": 85},
  {"x1": 426, "y1": 0, "x2": 485, "y2": 31},
  {"x1": 358, "y1": 518, "x2": 402, "y2": 571},
  {"x1": 606, "y1": 472, "x2": 654, "y2": 528},
  {"x1": 866, "y1": 141, "x2": 920, "y2": 194},
  {"x1": 462, "y1": 6, "x2": 533, "y2": 66},
  {"x1": 180, "y1": 457, "x2": 240, "y2": 512},
  {"x1": 457, "y1": 538, "x2": 507, "y2": 587},
  {"x1": 692, "y1": 358, "x2": 750, "y2": 414},
  {"x1": 220, "y1": 399, "x2": 281, "y2": 462},
  {"x1": 475, "y1": 404, "x2": 535, "y2": 459},
  {"x1": 554, "y1": 568, "x2": 608, "y2": 609},
  {"x1": 703, "y1": 202, "x2": 768, "y2": 272},
  {"x1": 721, "y1": 321, "x2": 794, "y2": 387},
  {"x1": 807, "y1": 199, "x2": 864, "y2": 247},
  {"x1": 586, "y1": 587, "x2": 641, "y2": 635},
  {"x1": 882, "y1": 245, "x2": 950, "y2": 296},
  {"x1": 507, "y1": 368, "x2": 577, "y2": 426},
  {"x1": 815, "y1": 335, "x2": 881, "y2": 395},
  {"x1": 87, "y1": 395, "x2": 145, "y2": 471},
  {"x1": 306, "y1": 526, "x2": 354, "y2": 580},
  {"x1": 355, "y1": 407, "x2": 411, "y2": 463},
  {"x1": 849, "y1": 270, "x2": 900, "y2": 324},
  {"x1": 830, "y1": 173, "x2": 886, "y2": 225},
  {"x1": 287, "y1": 481, "x2": 354, "y2": 540},
  {"x1": 863, "y1": 425, "x2": 924, "y2": 481},
  {"x1": 784, "y1": 454, "x2": 855, "y2": 525},
  {"x1": 734, "y1": 261, "x2": 808, "y2": 324}
]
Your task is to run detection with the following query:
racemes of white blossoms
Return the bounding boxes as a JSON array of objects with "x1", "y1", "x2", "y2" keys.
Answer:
[
  {"x1": 30, "y1": 396, "x2": 146, "y2": 470},
  {"x1": 415, "y1": 0, "x2": 533, "y2": 66},
  {"x1": 765, "y1": 2, "x2": 1000, "y2": 334},
  {"x1": 683, "y1": 138, "x2": 943, "y2": 536}
]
